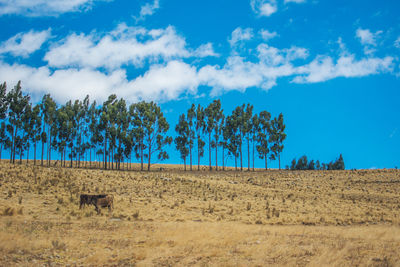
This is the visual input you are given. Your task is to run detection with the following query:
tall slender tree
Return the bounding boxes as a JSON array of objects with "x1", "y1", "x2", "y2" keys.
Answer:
[
  {"x1": 242, "y1": 104, "x2": 253, "y2": 171},
  {"x1": 0, "y1": 82, "x2": 9, "y2": 160},
  {"x1": 129, "y1": 102, "x2": 146, "y2": 171},
  {"x1": 30, "y1": 104, "x2": 42, "y2": 165},
  {"x1": 139, "y1": 101, "x2": 172, "y2": 171},
  {"x1": 224, "y1": 113, "x2": 240, "y2": 170},
  {"x1": 187, "y1": 104, "x2": 196, "y2": 171},
  {"x1": 7, "y1": 81, "x2": 30, "y2": 164},
  {"x1": 251, "y1": 114, "x2": 259, "y2": 171},
  {"x1": 256, "y1": 111, "x2": 271, "y2": 170},
  {"x1": 175, "y1": 114, "x2": 190, "y2": 171},
  {"x1": 194, "y1": 104, "x2": 205, "y2": 171},
  {"x1": 204, "y1": 100, "x2": 223, "y2": 171},
  {"x1": 269, "y1": 113, "x2": 286, "y2": 170},
  {"x1": 41, "y1": 94, "x2": 57, "y2": 166}
]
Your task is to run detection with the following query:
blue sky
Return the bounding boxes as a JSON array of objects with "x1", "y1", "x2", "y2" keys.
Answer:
[{"x1": 0, "y1": 0, "x2": 399, "y2": 169}]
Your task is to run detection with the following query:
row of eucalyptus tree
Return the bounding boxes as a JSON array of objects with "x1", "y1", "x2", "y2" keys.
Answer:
[
  {"x1": 0, "y1": 81, "x2": 171, "y2": 171},
  {"x1": 174, "y1": 100, "x2": 286, "y2": 171},
  {"x1": 0, "y1": 81, "x2": 286, "y2": 171}
]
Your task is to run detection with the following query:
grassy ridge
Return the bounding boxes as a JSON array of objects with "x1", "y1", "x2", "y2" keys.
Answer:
[{"x1": 0, "y1": 162, "x2": 399, "y2": 265}]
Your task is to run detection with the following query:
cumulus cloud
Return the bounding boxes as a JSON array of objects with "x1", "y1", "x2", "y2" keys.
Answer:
[
  {"x1": 120, "y1": 60, "x2": 199, "y2": 101},
  {"x1": 198, "y1": 44, "x2": 308, "y2": 95},
  {"x1": 257, "y1": 44, "x2": 308, "y2": 65},
  {"x1": 0, "y1": 24, "x2": 396, "y2": 104},
  {"x1": 356, "y1": 28, "x2": 382, "y2": 55},
  {"x1": 293, "y1": 54, "x2": 394, "y2": 83},
  {"x1": 229, "y1": 27, "x2": 254, "y2": 47},
  {"x1": 0, "y1": 60, "x2": 200, "y2": 103},
  {"x1": 0, "y1": 29, "x2": 51, "y2": 57},
  {"x1": 0, "y1": 0, "x2": 109, "y2": 16},
  {"x1": 44, "y1": 24, "x2": 215, "y2": 69},
  {"x1": 135, "y1": 0, "x2": 160, "y2": 22},
  {"x1": 260, "y1": 29, "x2": 278, "y2": 41},
  {"x1": 250, "y1": 0, "x2": 277, "y2": 17},
  {"x1": 193, "y1": 43, "x2": 219, "y2": 58}
]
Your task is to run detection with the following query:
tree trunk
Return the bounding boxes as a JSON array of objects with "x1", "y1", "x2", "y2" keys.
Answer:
[
  {"x1": 215, "y1": 138, "x2": 218, "y2": 171},
  {"x1": 0, "y1": 144, "x2": 2, "y2": 161},
  {"x1": 240, "y1": 142, "x2": 243, "y2": 171},
  {"x1": 197, "y1": 136, "x2": 200, "y2": 171},
  {"x1": 279, "y1": 153, "x2": 281, "y2": 170},
  {"x1": 184, "y1": 157, "x2": 186, "y2": 171},
  {"x1": 41, "y1": 135, "x2": 44, "y2": 166},
  {"x1": 111, "y1": 146, "x2": 114, "y2": 170},
  {"x1": 208, "y1": 132, "x2": 211, "y2": 171},
  {"x1": 34, "y1": 143, "x2": 36, "y2": 165},
  {"x1": 104, "y1": 134, "x2": 107, "y2": 170},
  {"x1": 140, "y1": 138, "x2": 144, "y2": 171},
  {"x1": 247, "y1": 137, "x2": 250, "y2": 171},
  {"x1": 265, "y1": 154, "x2": 268, "y2": 170},
  {"x1": 12, "y1": 126, "x2": 17, "y2": 164},
  {"x1": 222, "y1": 146, "x2": 224, "y2": 171},
  {"x1": 235, "y1": 155, "x2": 237, "y2": 171},
  {"x1": 48, "y1": 132, "x2": 51, "y2": 167},
  {"x1": 147, "y1": 143, "x2": 151, "y2": 171},
  {"x1": 70, "y1": 146, "x2": 73, "y2": 168},
  {"x1": 252, "y1": 138, "x2": 255, "y2": 171},
  {"x1": 189, "y1": 144, "x2": 192, "y2": 171},
  {"x1": 26, "y1": 144, "x2": 30, "y2": 164}
]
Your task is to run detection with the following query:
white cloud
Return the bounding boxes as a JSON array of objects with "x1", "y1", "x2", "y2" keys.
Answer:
[
  {"x1": 284, "y1": 0, "x2": 306, "y2": 3},
  {"x1": 0, "y1": 60, "x2": 200, "y2": 103},
  {"x1": 121, "y1": 60, "x2": 199, "y2": 101},
  {"x1": 198, "y1": 44, "x2": 307, "y2": 95},
  {"x1": 0, "y1": 24, "x2": 396, "y2": 104},
  {"x1": 0, "y1": 29, "x2": 51, "y2": 57},
  {"x1": 135, "y1": 0, "x2": 160, "y2": 22},
  {"x1": 193, "y1": 43, "x2": 219, "y2": 58},
  {"x1": 251, "y1": 0, "x2": 277, "y2": 17},
  {"x1": 44, "y1": 24, "x2": 199, "y2": 69},
  {"x1": 260, "y1": 29, "x2": 278, "y2": 41},
  {"x1": 293, "y1": 54, "x2": 394, "y2": 83},
  {"x1": 395, "y1": 37, "x2": 400, "y2": 49},
  {"x1": 356, "y1": 28, "x2": 382, "y2": 55},
  {"x1": 257, "y1": 44, "x2": 308, "y2": 65},
  {"x1": 356, "y1": 28, "x2": 378, "y2": 46},
  {"x1": 229, "y1": 27, "x2": 254, "y2": 47},
  {"x1": 0, "y1": 0, "x2": 109, "y2": 16}
]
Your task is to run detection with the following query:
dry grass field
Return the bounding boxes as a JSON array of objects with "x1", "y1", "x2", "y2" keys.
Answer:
[{"x1": 0, "y1": 161, "x2": 400, "y2": 266}]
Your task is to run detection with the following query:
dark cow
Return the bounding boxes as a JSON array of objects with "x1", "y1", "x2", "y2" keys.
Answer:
[
  {"x1": 79, "y1": 194, "x2": 107, "y2": 210},
  {"x1": 95, "y1": 195, "x2": 114, "y2": 214}
]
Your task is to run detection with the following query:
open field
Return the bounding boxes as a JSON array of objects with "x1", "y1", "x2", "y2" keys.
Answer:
[{"x1": 0, "y1": 162, "x2": 400, "y2": 266}]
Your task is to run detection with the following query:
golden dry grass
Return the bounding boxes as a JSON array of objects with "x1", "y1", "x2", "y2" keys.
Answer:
[{"x1": 0, "y1": 161, "x2": 399, "y2": 266}]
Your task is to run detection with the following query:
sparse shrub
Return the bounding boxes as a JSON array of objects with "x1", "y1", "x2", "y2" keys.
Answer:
[
  {"x1": 18, "y1": 196, "x2": 22, "y2": 204},
  {"x1": 208, "y1": 202, "x2": 214, "y2": 213},
  {"x1": 246, "y1": 202, "x2": 251, "y2": 211},
  {"x1": 228, "y1": 206, "x2": 234, "y2": 215},
  {"x1": 255, "y1": 219, "x2": 263, "y2": 225},
  {"x1": 51, "y1": 240, "x2": 67, "y2": 251},
  {"x1": 2, "y1": 207, "x2": 15, "y2": 216},
  {"x1": 85, "y1": 211, "x2": 93, "y2": 217},
  {"x1": 132, "y1": 210, "x2": 140, "y2": 220}
]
